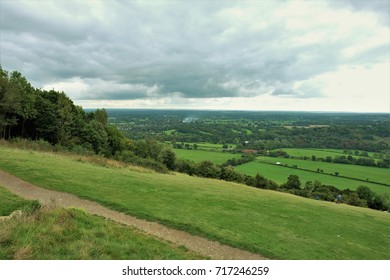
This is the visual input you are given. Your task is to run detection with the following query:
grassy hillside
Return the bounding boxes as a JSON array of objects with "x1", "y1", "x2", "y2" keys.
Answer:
[{"x1": 0, "y1": 145, "x2": 389, "y2": 259}]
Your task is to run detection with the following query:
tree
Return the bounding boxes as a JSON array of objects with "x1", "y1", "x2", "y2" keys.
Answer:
[
  {"x1": 159, "y1": 148, "x2": 176, "y2": 170},
  {"x1": 0, "y1": 67, "x2": 22, "y2": 139},
  {"x1": 356, "y1": 186, "x2": 374, "y2": 205},
  {"x1": 57, "y1": 92, "x2": 75, "y2": 147},
  {"x1": 285, "y1": 175, "x2": 301, "y2": 190},
  {"x1": 220, "y1": 166, "x2": 244, "y2": 183},
  {"x1": 94, "y1": 109, "x2": 108, "y2": 126},
  {"x1": 9, "y1": 71, "x2": 37, "y2": 137},
  {"x1": 83, "y1": 119, "x2": 108, "y2": 155},
  {"x1": 195, "y1": 161, "x2": 220, "y2": 178},
  {"x1": 254, "y1": 173, "x2": 269, "y2": 189},
  {"x1": 34, "y1": 90, "x2": 61, "y2": 143}
]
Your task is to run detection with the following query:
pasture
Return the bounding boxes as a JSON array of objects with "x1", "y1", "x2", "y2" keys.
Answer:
[
  {"x1": 258, "y1": 156, "x2": 390, "y2": 186},
  {"x1": 0, "y1": 145, "x2": 389, "y2": 259},
  {"x1": 174, "y1": 148, "x2": 240, "y2": 164},
  {"x1": 280, "y1": 148, "x2": 383, "y2": 160},
  {"x1": 235, "y1": 161, "x2": 389, "y2": 195}
]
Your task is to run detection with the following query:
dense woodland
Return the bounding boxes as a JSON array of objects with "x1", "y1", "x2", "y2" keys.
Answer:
[
  {"x1": 108, "y1": 109, "x2": 390, "y2": 154},
  {"x1": 0, "y1": 67, "x2": 389, "y2": 211},
  {"x1": 0, "y1": 67, "x2": 127, "y2": 156}
]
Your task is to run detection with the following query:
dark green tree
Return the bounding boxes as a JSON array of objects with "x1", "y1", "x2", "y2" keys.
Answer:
[
  {"x1": 285, "y1": 175, "x2": 301, "y2": 190},
  {"x1": 254, "y1": 173, "x2": 269, "y2": 189},
  {"x1": 159, "y1": 148, "x2": 177, "y2": 170}
]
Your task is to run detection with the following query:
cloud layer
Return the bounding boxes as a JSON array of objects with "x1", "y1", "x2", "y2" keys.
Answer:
[{"x1": 0, "y1": 0, "x2": 389, "y2": 111}]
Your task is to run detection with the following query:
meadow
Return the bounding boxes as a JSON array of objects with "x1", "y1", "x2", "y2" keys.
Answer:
[
  {"x1": 0, "y1": 145, "x2": 389, "y2": 259},
  {"x1": 235, "y1": 161, "x2": 389, "y2": 195},
  {"x1": 172, "y1": 147, "x2": 390, "y2": 195},
  {"x1": 280, "y1": 148, "x2": 383, "y2": 160},
  {"x1": 172, "y1": 142, "x2": 235, "y2": 151},
  {"x1": 174, "y1": 148, "x2": 240, "y2": 164},
  {"x1": 0, "y1": 186, "x2": 203, "y2": 260},
  {"x1": 258, "y1": 156, "x2": 390, "y2": 186}
]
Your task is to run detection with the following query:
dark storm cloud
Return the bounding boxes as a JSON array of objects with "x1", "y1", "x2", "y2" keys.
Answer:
[{"x1": 0, "y1": 0, "x2": 388, "y2": 101}]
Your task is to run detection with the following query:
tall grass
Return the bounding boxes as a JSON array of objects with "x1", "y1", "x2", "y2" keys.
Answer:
[
  {"x1": 0, "y1": 186, "x2": 39, "y2": 216},
  {"x1": 0, "y1": 208, "x2": 204, "y2": 260}
]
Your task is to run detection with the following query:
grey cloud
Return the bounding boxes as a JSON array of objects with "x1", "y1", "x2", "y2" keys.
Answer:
[
  {"x1": 329, "y1": 0, "x2": 389, "y2": 25},
  {"x1": 1, "y1": 0, "x2": 389, "y2": 101}
]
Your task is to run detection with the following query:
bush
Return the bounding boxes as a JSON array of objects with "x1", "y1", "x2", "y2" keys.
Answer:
[
  {"x1": 195, "y1": 161, "x2": 220, "y2": 178},
  {"x1": 176, "y1": 159, "x2": 196, "y2": 176}
]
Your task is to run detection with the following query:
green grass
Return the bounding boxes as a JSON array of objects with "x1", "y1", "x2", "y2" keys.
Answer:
[
  {"x1": 174, "y1": 149, "x2": 241, "y2": 164},
  {"x1": 0, "y1": 186, "x2": 38, "y2": 216},
  {"x1": 172, "y1": 142, "x2": 236, "y2": 151},
  {"x1": 280, "y1": 148, "x2": 384, "y2": 160},
  {"x1": 235, "y1": 161, "x2": 390, "y2": 195},
  {"x1": 258, "y1": 156, "x2": 390, "y2": 186},
  {"x1": 0, "y1": 145, "x2": 389, "y2": 259},
  {"x1": 0, "y1": 208, "x2": 204, "y2": 260},
  {"x1": 164, "y1": 129, "x2": 176, "y2": 135}
]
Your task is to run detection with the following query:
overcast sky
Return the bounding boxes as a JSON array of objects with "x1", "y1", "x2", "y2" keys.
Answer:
[{"x1": 1, "y1": 0, "x2": 389, "y2": 112}]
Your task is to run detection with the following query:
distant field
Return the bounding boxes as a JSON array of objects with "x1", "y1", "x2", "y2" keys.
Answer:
[
  {"x1": 280, "y1": 148, "x2": 384, "y2": 160},
  {"x1": 174, "y1": 148, "x2": 390, "y2": 194},
  {"x1": 0, "y1": 145, "x2": 389, "y2": 259},
  {"x1": 258, "y1": 156, "x2": 390, "y2": 186},
  {"x1": 235, "y1": 161, "x2": 390, "y2": 195},
  {"x1": 174, "y1": 149, "x2": 240, "y2": 164},
  {"x1": 171, "y1": 142, "x2": 236, "y2": 151}
]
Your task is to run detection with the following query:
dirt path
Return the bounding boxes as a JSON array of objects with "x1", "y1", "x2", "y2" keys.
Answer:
[{"x1": 0, "y1": 169, "x2": 267, "y2": 260}]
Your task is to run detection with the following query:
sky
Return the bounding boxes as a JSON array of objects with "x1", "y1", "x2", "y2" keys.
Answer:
[{"x1": 0, "y1": 0, "x2": 389, "y2": 112}]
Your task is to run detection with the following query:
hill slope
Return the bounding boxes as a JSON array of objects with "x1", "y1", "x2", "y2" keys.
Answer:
[{"x1": 0, "y1": 145, "x2": 389, "y2": 259}]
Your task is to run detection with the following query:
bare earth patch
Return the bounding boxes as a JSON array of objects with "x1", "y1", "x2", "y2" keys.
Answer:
[{"x1": 0, "y1": 169, "x2": 267, "y2": 260}]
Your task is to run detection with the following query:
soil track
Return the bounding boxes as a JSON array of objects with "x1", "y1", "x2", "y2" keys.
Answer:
[{"x1": 0, "y1": 169, "x2": 267, "y2": 260}]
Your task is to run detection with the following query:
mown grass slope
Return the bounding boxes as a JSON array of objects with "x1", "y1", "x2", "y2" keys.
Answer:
[{"x1": 0, "y1": 145, "x2": 389, "y2": 259}]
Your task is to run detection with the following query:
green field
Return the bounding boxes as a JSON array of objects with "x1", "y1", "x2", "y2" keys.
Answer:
[
  {"x1": 0, "y1": 145, "x2": 389, "y2": 259},
  {"x1": 173, "y1": 148, "x2": 390, "y2": 194},
  {"x1": 280, "y1": 148, "x2": 385, "y2": 160},
  {"x1": 172, "y1": 142, "x2": 236, "y2": 151},
  {"x1": 258, "y1": 156, "x2": 390, "y2": 186},
  {"x1": 174, "y1": 149, "x2": 241, "y2": 164},
  {"x1": 235, "y1": 161, "x2": 389, "y2": 195}
]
